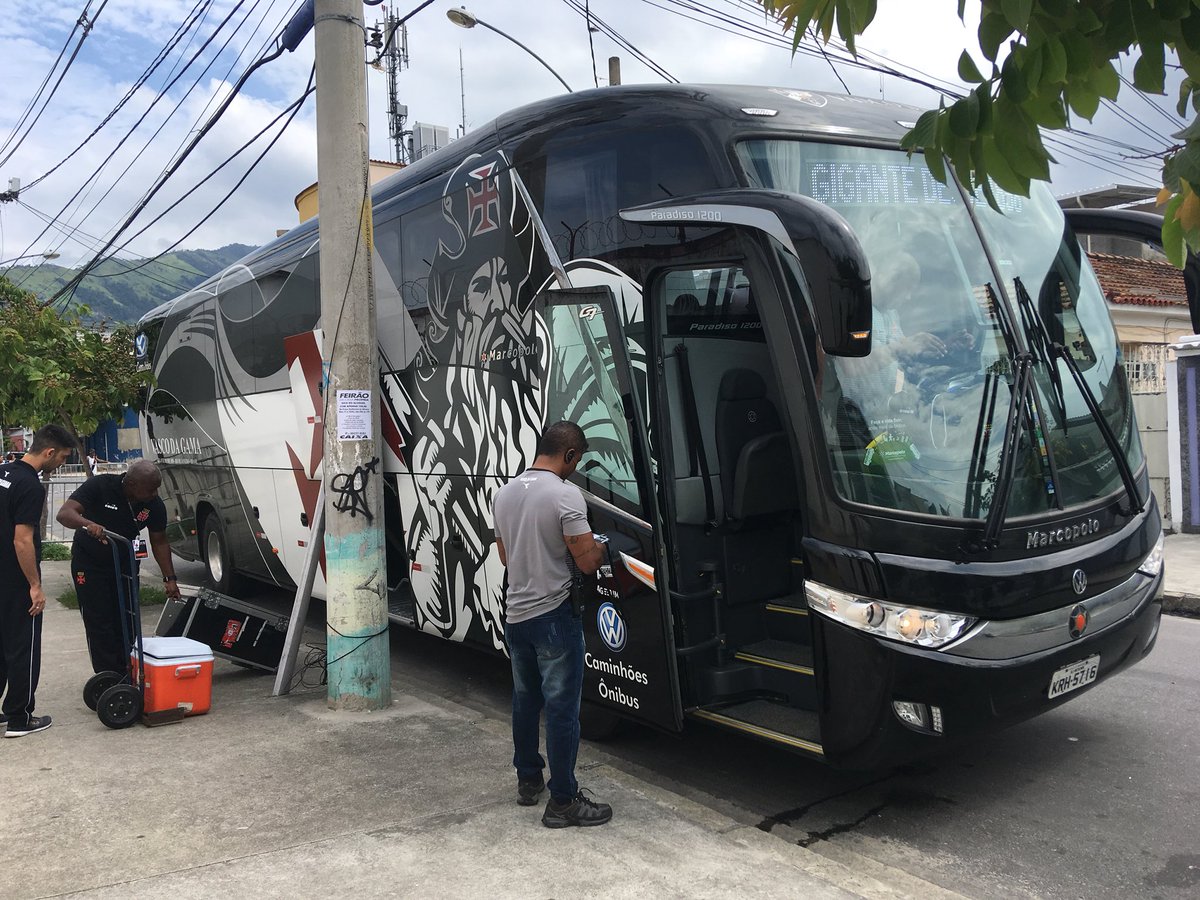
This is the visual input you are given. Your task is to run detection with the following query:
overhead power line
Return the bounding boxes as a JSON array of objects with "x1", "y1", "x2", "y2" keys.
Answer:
[
  {"x1": 46, "y1": 1, "x2": 315, "y2": 309},
  {"x1": 10, "y1": 0, "x2": 266, "y2": 286},
  {"x1": 0, "y1": 1, "x2": 110, "y2": 168}
]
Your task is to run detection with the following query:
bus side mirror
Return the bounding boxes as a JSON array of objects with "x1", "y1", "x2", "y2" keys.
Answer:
[{"x1": 620, "y1": 189, "x2": 873, "y2": 356}]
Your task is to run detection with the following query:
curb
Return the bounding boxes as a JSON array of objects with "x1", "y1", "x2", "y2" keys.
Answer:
[{"x1": 1163, "y1": 591, "x2": 1200, "y2": 618}]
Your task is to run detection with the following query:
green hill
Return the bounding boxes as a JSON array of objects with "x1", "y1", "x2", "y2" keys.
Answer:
[{"x1": 7, "y1": 243, "x2": 254, "y2": 323}]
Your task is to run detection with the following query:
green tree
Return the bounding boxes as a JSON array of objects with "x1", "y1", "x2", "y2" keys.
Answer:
[
  {"x1": 0, "y1": 277, "x2": 150, "y2": 456},
  {"x1": 760, "y1": 0, "x2": 1200, "y2": 265}
]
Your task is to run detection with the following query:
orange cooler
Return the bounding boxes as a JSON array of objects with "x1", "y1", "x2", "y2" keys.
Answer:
[{"x1": 132, "y1": 636, "x2": 214, "y2": 716}]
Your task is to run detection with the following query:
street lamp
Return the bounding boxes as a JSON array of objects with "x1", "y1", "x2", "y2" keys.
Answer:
[
  {"x1": 447, "y1": 7, "x2": 573, "y2": 94},
  {"x1": 0, "y1": 250, "x2": 60, "y2": 266}
]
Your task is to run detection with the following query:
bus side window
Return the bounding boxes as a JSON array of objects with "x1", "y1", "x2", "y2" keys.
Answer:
[
  {"x1": 247, "y1": 254, "x2": 321, "y2": 392},
  {"x1": 524, "y1": 126, "x2": 720, "y2": 262}
]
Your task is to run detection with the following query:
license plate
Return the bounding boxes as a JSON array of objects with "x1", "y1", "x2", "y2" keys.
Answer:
[{"x1": 1048, "y1": 654, "x2": 1100, "y2": 699}]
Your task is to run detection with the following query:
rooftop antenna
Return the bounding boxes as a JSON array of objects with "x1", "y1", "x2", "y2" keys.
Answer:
[
  {"x1": 382, "y1": 1, "x2": 410, "y2": 162},
  {"x1": 459, "y1": 47, "x2": 467, "y2": 138}
]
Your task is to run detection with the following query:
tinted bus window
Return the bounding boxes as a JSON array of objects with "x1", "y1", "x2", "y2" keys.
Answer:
[{"x1": 524, "y1": 127, "x2": 719, "y2": 262}]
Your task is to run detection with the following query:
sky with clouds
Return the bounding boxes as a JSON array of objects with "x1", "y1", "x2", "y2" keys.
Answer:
[{"x1": 0, "y1": 0, "x2": 1185, "y2": 271}]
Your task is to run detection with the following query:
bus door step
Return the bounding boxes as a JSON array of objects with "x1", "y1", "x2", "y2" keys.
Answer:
[
  {"x1": 387, "y1": 593, "x2": 415, "y2": 625},
  {"x1": 762, "y1": 597, "x2": 813, "y2": 643},
  {"x1": 733, "y1": 639, "x2": 817, "y2": 708},
  {"x1": 692, "y1": 699, "x2": 823, "y2": 757}
]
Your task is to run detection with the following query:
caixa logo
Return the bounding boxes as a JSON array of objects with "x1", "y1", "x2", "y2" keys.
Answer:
[{"x1": 597, "y1": 602, "x2": 627, "y2": 652}]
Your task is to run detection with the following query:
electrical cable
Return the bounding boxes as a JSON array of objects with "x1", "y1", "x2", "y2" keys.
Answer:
[
  {"x1": 0, "y1": 1, "x2": 111, "y2": 169},
  {"x1": 91, "y1": 70, "x2": 316, "y2": 280},
  {"x1": 586, "y1": 0, "x2": 599, "y2": 89},
  {"x1": 44, "y1": 0, "x2": 285, "y2": 274},
  {"x1": 9, "y1": 0, "x2": 262, "y2": 287},
  {"x1": 560, "y1": 0, "x2": 677, "y2": 82},
  {"x1": 23, "y1": 0, "x2": 214, "y2": 193},
  {"x1": 43, "y1": 10, "x2": 293, "y2": 308},
  {"x1": 808, "y1": 25, "x2": 850, "y2": 94},
  {"x1": 0, "y1": 3, "x2": 92, "y2": 161},
  {"x1": 17, "y1": 200, "x2": 211, "y2": 280}
]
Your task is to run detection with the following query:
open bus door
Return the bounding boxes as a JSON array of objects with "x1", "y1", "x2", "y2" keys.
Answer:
[{"x1": 536, "y1": 285, "x2": 684, "y2": 732}]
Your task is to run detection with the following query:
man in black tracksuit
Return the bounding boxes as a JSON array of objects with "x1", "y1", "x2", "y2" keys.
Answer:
[
  {"x1": 1, "y1": 425, "x2": 74, "y2": 737},
  {"x1": 56, "y1": 459, "x2": 180, "y2": 677}
]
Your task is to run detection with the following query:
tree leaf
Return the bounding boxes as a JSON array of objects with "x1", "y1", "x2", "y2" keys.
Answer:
[
  {"x1": 1001, "y1": 55, "x2": 1029, "y2": 102},
  {"x1": 1067, "y1": 84, "x2": 1101, "y2": 120},
  {"x1": 1000, "y1": 0, "x2": 1033, "y2": 32},
  {"x1": 923, "y1": 147, "x2": 948, "y2": 185},
  {"x1": 958, "y1": 49, "x2": 985, "y2": 83},
  {"x1": 982, "y1": 133, "x2": 1031, "y2": 196},
  {"x1": 1091, "y1": 61, "x2": 1121, "y2": 101},
  {"x1": 902, "y1": 108, "x2": 940, "y2": 149},
  {"x1": 1040, "y1": 35, "x2": 1068, "y2": 84},
  {"x1": 1179, "y1": 182, "x2": 1200, "y2": 233},
  {"x1": 979, "y1": 11, "x2": 1014, "y2": 61},
  {"x1": 1134, "y1": 42, "x2": 1166, "y2": 94},
  {"x1": 949, "y1": 91, "x2": 981, "y2": 137},
  {"x1": 1162, "y1": 194, "x2": 1187, "y2": 267}
]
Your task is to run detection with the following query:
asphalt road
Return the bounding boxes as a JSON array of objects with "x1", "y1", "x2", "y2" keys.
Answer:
[{"x1": 166, "y1": 554, "x2": 1200, "y2": 900}]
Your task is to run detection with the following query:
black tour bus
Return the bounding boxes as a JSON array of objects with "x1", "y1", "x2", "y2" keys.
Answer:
[{"x1": 137, "y1": 84, "x2": 1165, "y2": 768}]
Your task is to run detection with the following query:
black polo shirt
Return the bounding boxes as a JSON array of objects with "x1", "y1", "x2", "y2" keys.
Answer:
[
  {"x1": 68, "y1": 474, "x2": 167, "y2": 571},
  {"x1": 0, "y1": 460, "x2": 45, "y2": 578}
]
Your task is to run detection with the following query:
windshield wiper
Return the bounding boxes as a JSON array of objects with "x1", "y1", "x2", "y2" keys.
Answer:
[
  {"x1": 980, "y1": 351, "x2": 1035, "y2": 549},
  {"x1": 1013, "y1": 277, "x2": 1067, "y2": 427},
  {"x1": 1051, "y1": 340, "x2": 1144, "y2": 516}
]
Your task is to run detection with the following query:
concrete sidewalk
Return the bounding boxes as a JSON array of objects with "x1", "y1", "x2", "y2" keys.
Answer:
[
  {"x1": 1163, "y1": 532, "x2": 1200, "y2": 617},
  {"x1": 2, "y1": 561, "x2": 943, "y2": 900}
]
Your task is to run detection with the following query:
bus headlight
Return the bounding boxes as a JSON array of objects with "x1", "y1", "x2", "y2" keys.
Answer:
[
  {"x1": 1137, "y1": 532, "x2": 1164, "y2": 578},
  {"x1": 805, "y1": 581, "x2": 976, "y2": 648}
]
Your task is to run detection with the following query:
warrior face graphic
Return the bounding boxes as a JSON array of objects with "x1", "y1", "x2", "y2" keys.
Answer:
[{"x1": 398, "y1": 151, "x2": 547, "y2": 649}]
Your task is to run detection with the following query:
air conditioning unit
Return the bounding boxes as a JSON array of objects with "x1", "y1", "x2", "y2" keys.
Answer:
[{"x1": 411, "y1": 122, "x2": 449, "y2": 161}]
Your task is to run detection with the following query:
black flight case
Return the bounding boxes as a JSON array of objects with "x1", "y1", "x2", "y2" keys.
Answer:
[{"x1": 156, "y1": 587, "x2": 289, "y2": 672}]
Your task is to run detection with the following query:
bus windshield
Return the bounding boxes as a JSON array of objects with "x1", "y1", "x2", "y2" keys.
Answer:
[{"x1": 736, "y1": 140, "x2": 1140, "y2": 520}]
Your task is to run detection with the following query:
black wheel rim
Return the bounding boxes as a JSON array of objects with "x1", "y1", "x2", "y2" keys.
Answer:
[{"x1": 99, "y1": 685, "x2": 141, "y2": 727}]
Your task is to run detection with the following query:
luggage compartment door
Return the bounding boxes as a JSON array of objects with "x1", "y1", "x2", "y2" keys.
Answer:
[{"x1": 538, "y1": 285, "x2": 683, "y2": 731}]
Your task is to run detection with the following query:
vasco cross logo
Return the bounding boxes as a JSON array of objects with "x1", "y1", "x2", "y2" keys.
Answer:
[{"x1": 597, "y1": 602, "x2": 627, "y2": 653}]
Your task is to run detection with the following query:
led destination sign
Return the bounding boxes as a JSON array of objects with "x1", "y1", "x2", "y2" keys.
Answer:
[{"x1": 803, "y1": 159, "x2": 1023, "y2": 213}]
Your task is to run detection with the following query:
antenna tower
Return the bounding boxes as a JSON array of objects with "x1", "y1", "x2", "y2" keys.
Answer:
[{"x1": 383, "y1": 2, "x2": 410, "y2": 163}]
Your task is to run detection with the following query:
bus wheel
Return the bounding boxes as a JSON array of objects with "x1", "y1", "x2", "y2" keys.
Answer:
[
  {"x1": 579, "y1": 701, "x2": 625, "y2": 741},
  {"x1": 202, "y1": 515, "x2": 238, "y2": 595}
]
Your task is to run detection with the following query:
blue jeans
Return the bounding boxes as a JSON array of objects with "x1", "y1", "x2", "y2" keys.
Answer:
[{"x1": 505, "y1": 600, "x2": 584, "y2": 803}]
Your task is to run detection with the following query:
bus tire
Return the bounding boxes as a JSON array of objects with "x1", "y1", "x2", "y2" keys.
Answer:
[
  {"x1": 579, "y1": 701, "x2": 625, "y2": 741},
  {"x1": 201, "y1": 514, "x2": 240, "y2": 595}
]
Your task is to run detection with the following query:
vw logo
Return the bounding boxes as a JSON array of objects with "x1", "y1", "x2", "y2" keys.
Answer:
[
  {"x1": 1071, "y1": 568, "x2": 1087, "y2": 595},
  {"x1": 597, "y1": 602, "x2": 627, "y2": 653},
  {"x1": 134, "y1": 332, "x2": 149, "y2": 359},
  {"x1": 1068, "y1": 604, "x2": 1089, "y2": 640}
]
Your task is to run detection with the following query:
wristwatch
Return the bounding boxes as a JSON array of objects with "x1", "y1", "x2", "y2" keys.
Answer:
[{"x1": 163, "y1": 575, "x2": 178, "y2": 583}]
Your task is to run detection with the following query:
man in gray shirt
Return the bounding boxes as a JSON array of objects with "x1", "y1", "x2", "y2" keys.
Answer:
[{"x1": 493, "y1": 421, "x2": 612, "y2": 828}]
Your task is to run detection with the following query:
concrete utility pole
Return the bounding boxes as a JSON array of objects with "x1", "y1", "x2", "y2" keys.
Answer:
[
  {"x1": 314, "y1": 0, "x2": 391, "y2": 710},
  {"x1": 608, "y1": 56, "x2": 621, "y2": 86}
]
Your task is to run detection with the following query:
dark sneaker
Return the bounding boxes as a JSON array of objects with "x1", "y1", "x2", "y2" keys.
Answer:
[
  {"x1": 4, "y1": 715, "x2": 51, "y2": 738},
  {"x1": 517, "y1": 773, "x2": 545, "y2": 806},
  {"x1": 541, "y1": 789, "x2": 613, "y2": 828}
]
